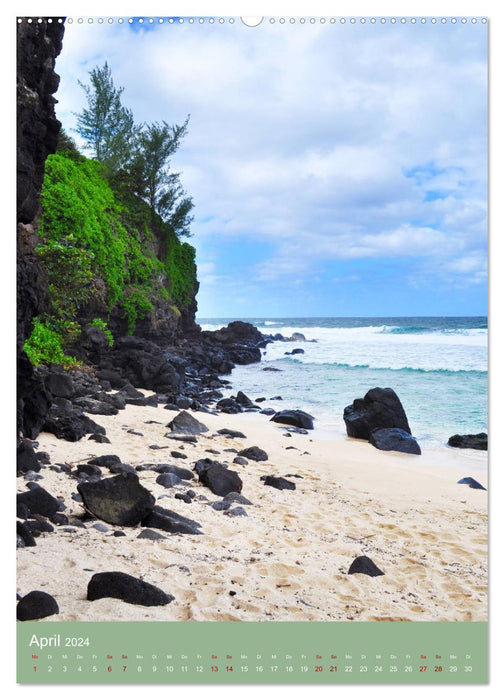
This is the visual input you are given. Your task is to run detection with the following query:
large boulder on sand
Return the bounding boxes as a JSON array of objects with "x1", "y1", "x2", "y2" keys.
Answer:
[
  {"x1": 343, "y1": 387, "x2": 411, "y2": 440},
  {"x1": 87, "y1": 572, "x2": 174, "y2": 606},
  {"x1": 77, "y1": 473, "x2": 155, "y2": 526},
  {"x1": 194, "y1": 458, "x2": 243, "y2": 496},
  {"x1": 166, "y1": 410, "x2": 209, "y2": 435},
  {"x1": 369, "y1": 427, "x2": 421, "y2": 455},
  {"x1": 270, "y1": 409, "x2": 314, "y2": 430}
]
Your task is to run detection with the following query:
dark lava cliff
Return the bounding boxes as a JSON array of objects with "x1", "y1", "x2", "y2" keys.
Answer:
[{"x1": 17, "y1": 18, "x2": 65, "y2": 435}]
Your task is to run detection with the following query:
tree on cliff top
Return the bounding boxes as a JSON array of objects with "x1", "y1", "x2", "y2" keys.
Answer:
[
  {"x1": 75, "y1": 63, "x2": 194, "y2": 238},
  {"x1": 134, "y1": 120, "x2": 194, "y2": 237},
  {"x1": 75, "y1": 62, "x2": 136, "y2": 172}
]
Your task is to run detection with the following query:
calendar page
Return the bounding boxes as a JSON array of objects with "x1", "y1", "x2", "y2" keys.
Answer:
[{"x1": 16, "y1": 10, "x2": 488, "y2": 685}]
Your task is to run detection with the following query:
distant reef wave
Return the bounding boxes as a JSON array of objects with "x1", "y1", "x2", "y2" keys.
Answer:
[
  {"x1": 380, "y1": 325, "x2": 487, "y2": 336},
  {"x1": 277, "y1": 357, "x2": 487, "y2": 375}
]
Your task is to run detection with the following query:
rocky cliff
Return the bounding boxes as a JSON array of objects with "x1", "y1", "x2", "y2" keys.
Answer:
[
  {"x1": 16, "y1": 18, "x2": 265, "y2": 446},
  {"x1": 17, "y1": 18, "x2": 65, "y2": 435}
]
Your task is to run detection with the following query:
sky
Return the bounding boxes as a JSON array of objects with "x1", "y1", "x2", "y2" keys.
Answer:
[{"x1": 52, "y1": 16, "x2": 488, "y2": 318}]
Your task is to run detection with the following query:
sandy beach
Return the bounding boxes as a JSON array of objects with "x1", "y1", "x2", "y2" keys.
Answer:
[{"x1": 16, "y1": 398, "x2": 488, "y2": 624}]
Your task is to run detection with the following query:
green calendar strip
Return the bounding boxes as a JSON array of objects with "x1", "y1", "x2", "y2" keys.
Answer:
[{"x1": 17, "y1": 621, "x2": 487, "y2": 684}]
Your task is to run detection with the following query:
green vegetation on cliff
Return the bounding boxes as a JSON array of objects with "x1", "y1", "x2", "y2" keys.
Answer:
[
  {"x1": 24, "y1": 148, "x2": 197, "y2": 365},
  {"x1": 24, "y1": 62, "x2": 198, "y2": 367}
]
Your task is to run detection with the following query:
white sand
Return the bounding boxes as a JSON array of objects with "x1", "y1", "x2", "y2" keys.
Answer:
[{"x1": 17, "y1": 403, "x2": 487, "y2": 622}]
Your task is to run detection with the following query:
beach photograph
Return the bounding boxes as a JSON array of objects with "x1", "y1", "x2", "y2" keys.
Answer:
[{"x1": 16, "y1": 14, "x2": 487, "y2": 628}]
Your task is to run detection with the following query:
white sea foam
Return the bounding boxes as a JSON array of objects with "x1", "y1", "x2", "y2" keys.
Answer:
[
  {"x1": 261, "y1": 325, "x2": 487, "y2": 373},
  {"x1": 197, "y1": 318, "x2": 487, "y2": 447}
]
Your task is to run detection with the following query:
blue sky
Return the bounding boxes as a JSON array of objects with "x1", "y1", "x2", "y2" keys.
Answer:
[{"x1": 54, "y1": 17, "x2": 488, "y2": 318}]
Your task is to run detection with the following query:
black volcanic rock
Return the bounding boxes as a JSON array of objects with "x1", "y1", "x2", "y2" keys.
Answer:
[
  {"x1": 217, "y1": 428, "x2": 247, "y2": 439},
  {"x1": 17, "y1": 484, "x2": 64, "y2": 518},
  {"x1": 270, "y1": 409, "x2": 314, "y2": 430},
  {"x1": 448, "y1": 433, "x2": 487, "y2": 450},
  {"x1": 43, "y1": 369, "x2": 74, "y2": 398},
  {"x1": 87, "y1": 572, "x2": 174, "y2": 606},
  {"x1": 236, "y1": 391, "x2": 254, "y2": 407},
  {"x1": 88, "y1": 454, "x2": 122, "y2": 468},
  {"x1": 77, "y1": 473, "x2": 155, "y2": 526},
  {"x1": 17, "y1": 19, "x2": 65, "y2": 438},
  {"x1": 348, "y1": 555, "x2": 384, "y2": 577},
  {"x1": 76, "y1": 464, "x2": 103, "y2": 481},
  {"x1": 146, "y1": 464, "x2": 194, "y2": 481},
  {"x1": 216, "y1": 397, "x2": 242, "y2": 414},
  {"x1": 17, "y1": 438, "x2": 42, "y2": 475},
  {"x1": 137, "y1": 528, "x2": 167, "y2": 541},
  {"x1": 156, "y1": 472, "x2": 183, "y2": 488},
  {"x1": 73, "y1": 396, "x2": 119, "y2": 415},
  {"x1": 141, "y1": 505, "x2": 202, "y2": 534},
  {"x1": 238, "y1": 446, "x2": 268, "y2": 462},
  {"x1": 104, "y1": 337, "x2": 183, "y2": 393},
  {"x1": 17, "y1": 590, "x2": 59, "y2": 620},
  {"x1": 369, "y1": 428, "x2": 421, "y2": 455},
  {"x1": 88, "y1": 433, "x2": 111, "y2": 444},
  {"x1": 261, "y1": 475, "x2": 296, "y2": 491},
  {"x1": 343, "y1": 387, "x2": 411, "y2": 440},
  {"x1": 166, "y1": 410, "x2": 208, "y2": 435},
  {"x1": 17, "y1": 521, "x2": 36, "y2": 547},
  {"x1": 194, "y1": 459, "x2": 243, "y2": 496},
  {"x1": 42, "y1": 403, "x2": 106, "y2": 442},
  {"x1": 205, "y1": 321, "x2": 264, "y2": 346},
  {"x1": 18, "y1": 365, "x2": 53, "y2": 439},
  {"x1": 457, "y1": 476, "x2": 487, "y2": 490}
]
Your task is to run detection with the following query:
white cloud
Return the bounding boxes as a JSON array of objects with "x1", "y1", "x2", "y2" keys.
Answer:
[{"x1": 55, "y1": 19, "x2": 487, "y2": 292}]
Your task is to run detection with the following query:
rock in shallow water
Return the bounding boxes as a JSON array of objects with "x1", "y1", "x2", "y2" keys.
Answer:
[
  {"x1": 87, "y1": 572, "x2": 174, "y2": 606},
  {"x1": 449, "y1": 433, "x2": 487, "y2": 450},
  {"x1": 343, "y1": 387, "x2": 411, "y2": 440}
]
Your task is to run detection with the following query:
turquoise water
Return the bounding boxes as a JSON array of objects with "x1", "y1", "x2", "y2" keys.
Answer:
[{"x1": 197, "y1": 317, "x2": 488, "y2": 449}]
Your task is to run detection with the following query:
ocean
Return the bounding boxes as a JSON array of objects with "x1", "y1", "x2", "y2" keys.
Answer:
[{"x1": 197, "y1": 317, "x2": 488, "y2": 452}]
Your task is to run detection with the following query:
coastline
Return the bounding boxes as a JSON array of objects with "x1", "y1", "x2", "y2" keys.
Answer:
[{"x1": 17, "y1": 401, "x2": 487, "y2": 623}]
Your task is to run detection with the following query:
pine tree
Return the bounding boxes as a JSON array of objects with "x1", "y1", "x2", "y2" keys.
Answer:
[
  {"x1": 135, "y1": 119, "x2": 194, "y2": 236},
  {"x1": 75, "y1": 62, "x2": 136, "y2": 172}
]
